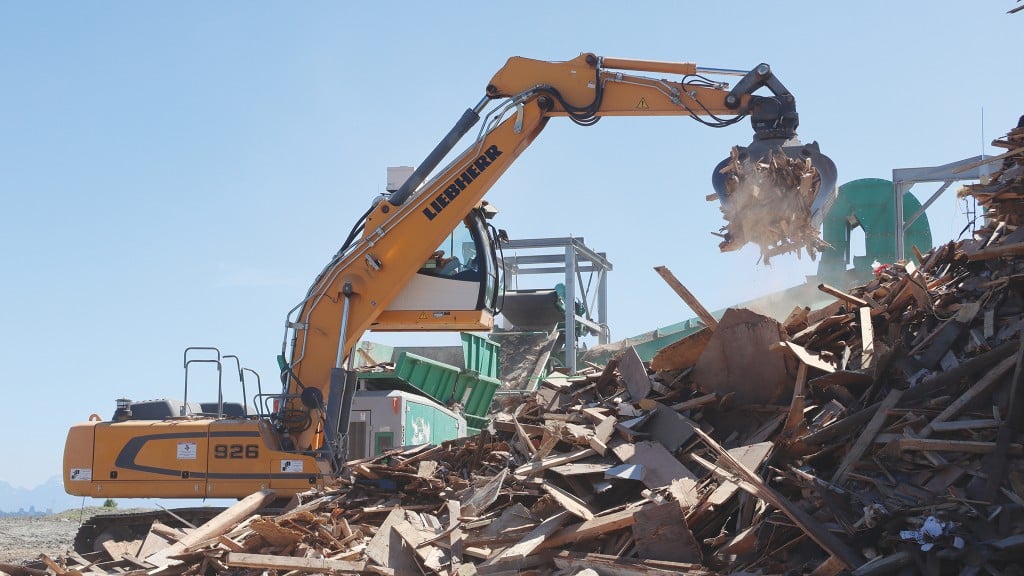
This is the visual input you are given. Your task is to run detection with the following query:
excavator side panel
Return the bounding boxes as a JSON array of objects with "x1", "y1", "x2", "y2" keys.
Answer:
[{"x1": 65, "y1": 418, "x2": 322, "y2": 499}]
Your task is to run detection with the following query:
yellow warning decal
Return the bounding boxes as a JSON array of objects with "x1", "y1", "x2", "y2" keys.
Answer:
[
  {"x1": 418, "y1": 312, "x2": 428, "y2": 320},
  {"x1": 636, "y1": 98, "x2": 649, "y2": 110}
]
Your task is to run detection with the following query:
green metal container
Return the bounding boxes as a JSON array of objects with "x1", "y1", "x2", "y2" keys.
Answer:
[
  {"x1": 393, "y1": 352, "x2": 461, "y2": 405},
  {"x1": 452, "y1": 371, "x2": 500, "y2": 418},
  {"x1": 461, "y1": 332, "x2": 500, "y2": 378},
  {"x1": 360, "y1": 350, "x2": 500, "y2": 422}
]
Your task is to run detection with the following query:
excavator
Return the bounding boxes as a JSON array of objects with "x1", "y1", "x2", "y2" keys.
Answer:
[{"x1": 63, "y1": 53, "x2": 837, "y2": 548}]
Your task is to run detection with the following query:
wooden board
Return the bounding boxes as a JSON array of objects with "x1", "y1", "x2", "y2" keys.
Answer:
[
  {"x1": 541, "y1": 481, "x2": 595, "y2": 520},
  {"x1": 650, "y1": 327, "x2": 713, "y2": 371},
  {"x1": 542, "y1": 506, "x2": 646, "y2": 549},
  {"x1": 619, "y1": 346, "x2": 651, "y2": 401},
  {"x1": 694, "y1": 308, "x2": 793, "y2": 405},
  {"x1": 513, "y1": 448, "x2": 596, "y2": 479},
  {"x1": 484, "y1": 511, "x2": 570, "y2": 565},
  {"x1": 642, "y1": 401, "x2": 698, "y2": 452},
  {"x1": 365, "y1": 508, "x2": 419, "y2": 573},
  {"x1": 632, "y1": 501, "x2": 701, "y2": 563},
  {"x1": 223, "y1": 552, "x2": 369, "y2": 573},
  {"x1": 611, "y1": 440, "x2": 699, "y2": 490}
]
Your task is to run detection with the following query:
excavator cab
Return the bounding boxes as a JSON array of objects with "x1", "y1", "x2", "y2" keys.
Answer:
[{"x1": 372, "y1": 206, "x2": 502, "y2": 331}]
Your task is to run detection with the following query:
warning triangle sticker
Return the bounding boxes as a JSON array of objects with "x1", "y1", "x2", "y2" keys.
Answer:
[{"x1": 636, "y1": 98, "x2": 649, "y2": 110}]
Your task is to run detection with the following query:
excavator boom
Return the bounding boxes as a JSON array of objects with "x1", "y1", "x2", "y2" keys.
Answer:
[
  {"x1": 281, "y1": 53, "x2": 837, "y2": 460},
  {"x1": 64, "y1": 53, "x2": 836, "y2": 511}
]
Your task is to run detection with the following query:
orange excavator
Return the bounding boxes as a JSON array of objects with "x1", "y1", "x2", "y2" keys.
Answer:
[{"x1": 64, "y1": 53, "x2": 836, "y2": 529}]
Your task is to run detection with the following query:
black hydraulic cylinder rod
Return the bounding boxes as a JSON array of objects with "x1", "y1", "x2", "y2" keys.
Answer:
[
  {"x1": 324, "y1": 367, "x2": 357, "y2": 467},
  {"x1": 324, "y1": 367, "x2": 345, "y2": 458},
  {"x1": 337, "y1": 368, "x2": 357, "y2": 461},
  {"x1": 388, "y1": 96, "x2": 488, "y2": 206}
]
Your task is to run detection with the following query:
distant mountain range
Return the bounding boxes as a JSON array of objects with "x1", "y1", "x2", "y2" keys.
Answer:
[
  {"x1": 0, "y1": 476, "x2": 234, "y2": 515},
  {"x1": 0, "y1": 476, "x2": 92, "y2": 514}
]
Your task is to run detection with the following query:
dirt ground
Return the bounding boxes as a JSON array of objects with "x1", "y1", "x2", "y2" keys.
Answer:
[{"x1": 0, "y1": 508, "x2": 142, "y2": 565}]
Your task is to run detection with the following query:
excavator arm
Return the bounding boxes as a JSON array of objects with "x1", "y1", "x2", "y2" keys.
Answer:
[{"x1": 279, "y1": 53, "x2": 837, "y2": 463}]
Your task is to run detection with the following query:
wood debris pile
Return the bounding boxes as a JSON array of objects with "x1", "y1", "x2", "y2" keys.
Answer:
[
  {"x1": 17, "y1": 122, "x2": 1024, "y2": 576},
  {"x1": 715, "y1": 145, "x2": 830, "y2": 264},
  {"x1": 960, "y1": 119, "x2": 1024, "y2": 228}
]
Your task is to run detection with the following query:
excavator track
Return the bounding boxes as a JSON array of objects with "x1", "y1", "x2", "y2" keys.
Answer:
[{"x1": 73, "y1": 506, "x2": 283, "y2": 555}]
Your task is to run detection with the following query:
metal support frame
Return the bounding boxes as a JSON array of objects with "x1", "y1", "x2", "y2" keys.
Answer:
[
  {"x1": 501, "y1": 236, "x2": 613, "y2": 373},
  {"x1": 893, "y1": 155, "x2": 992, "y2": 258}
]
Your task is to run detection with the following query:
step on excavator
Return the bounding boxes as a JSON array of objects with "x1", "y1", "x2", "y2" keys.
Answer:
[{"x1": 63, "y1": 53, "x2": 837, "y2": 552}]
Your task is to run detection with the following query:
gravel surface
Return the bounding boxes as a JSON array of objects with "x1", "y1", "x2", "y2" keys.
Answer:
[
  {"x1": 0, "y1": 513, "x2": 81, "y2": 564},
  {"x1": 0, "y1": 508, "x2": 149, "y2": 565}
]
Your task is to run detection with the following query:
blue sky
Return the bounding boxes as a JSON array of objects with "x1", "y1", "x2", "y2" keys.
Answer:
[{"x1": 1, "y1": 2, "x2": 1020, "y2": 491}]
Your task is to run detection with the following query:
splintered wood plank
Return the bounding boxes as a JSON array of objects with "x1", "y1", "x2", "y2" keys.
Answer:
[
  {"x1": 136, "y1": 521, "x2": 178, "y2": 559},
  {"x1": 485, "y1": 511, "x2": 570, "y2": 566},
  {"x1": 831, "y1": 389, "x2": 902, "y2": 485},
  {"x1": 513, "y1": 448, "x2": 596, "y2": 479},
  {"x1": 691, "y1": 428, "x2": 864, "y2": 570},
  {"x1": 692, "y1": 442, "x2": 773, "y2": 510},
  {"x1": 669, "y1": 392, "x2": 718, "y2": 413},
  {"x1": 541, "y1": 506, "x2": 645, "y2": 549},
  {"x1": 447, "y1": 500, "x2": 464, "y2": 569},
  {"x1": 896, "y1": 438, "x2": 1023, "y2": 455},
  {"x1": 550, "y1": 462, "x2": 614, "y2": 476},
  {"x1": 818, "y1": 283, "x2": 869, "y2": 308},
  {"x1": 394, "y1": 520, "x2": 449, "y2": 575},
  {"x1": 542, "y1": 481, "x2": 595, "y2": 520},
  {"x1": 365, "y1": 508, "x2": 419, "y2": 573},
  {"x1": 919, "y1": 354, "x2": 1017, "y2": 438},
  {"x1": 250, "y1": 517, "x2": 305, "y2": 547},
  {"x1": 654, "y1": 266, "x2": 718, "y2": 330},
  {"x1": 650, "y1": 327, "x2": 713, "y2": 371},
  {"x1": 146, "y1": 489, "x2": 276, "y2": 568},
  {"x1": 632, "y1": 501, "x2": 701, "y2": 563},
  {"x1": 917, "y1": 320, "x2": 967, "y2": 369},
  {"x1": 100, "y1": 538, "x2": 142, "y2": 562},
  {"x1": 619, "y1": 346, "x2": 651, "y2": 401},
  {"x1": 611, "y1": 440, "x2": 699, "y2": 490},
  {"x1": 858, "y1": 307, "x2": 874, "y2": 370},
  {"x1": 783, "y1": 306, "x2": 810, "y2": 332},
  {"x1": 551, "y1": 551, "x2": 708, "y2": 576},
  {"x1": 774, "y1": 341, "x2": 836, "y2": 373},
  {"x1": 637, "y1": 399, "x2": 698, "y2": 452},
  {"x1": 512, "y1": 416, "x2": 537, "y2": 458},
  {"x1": 223, "y1": 552, "x2": 368, "y2": 573},
  {"x1": 462, "y1": 468, "x2": 508, "y2": 517}
]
